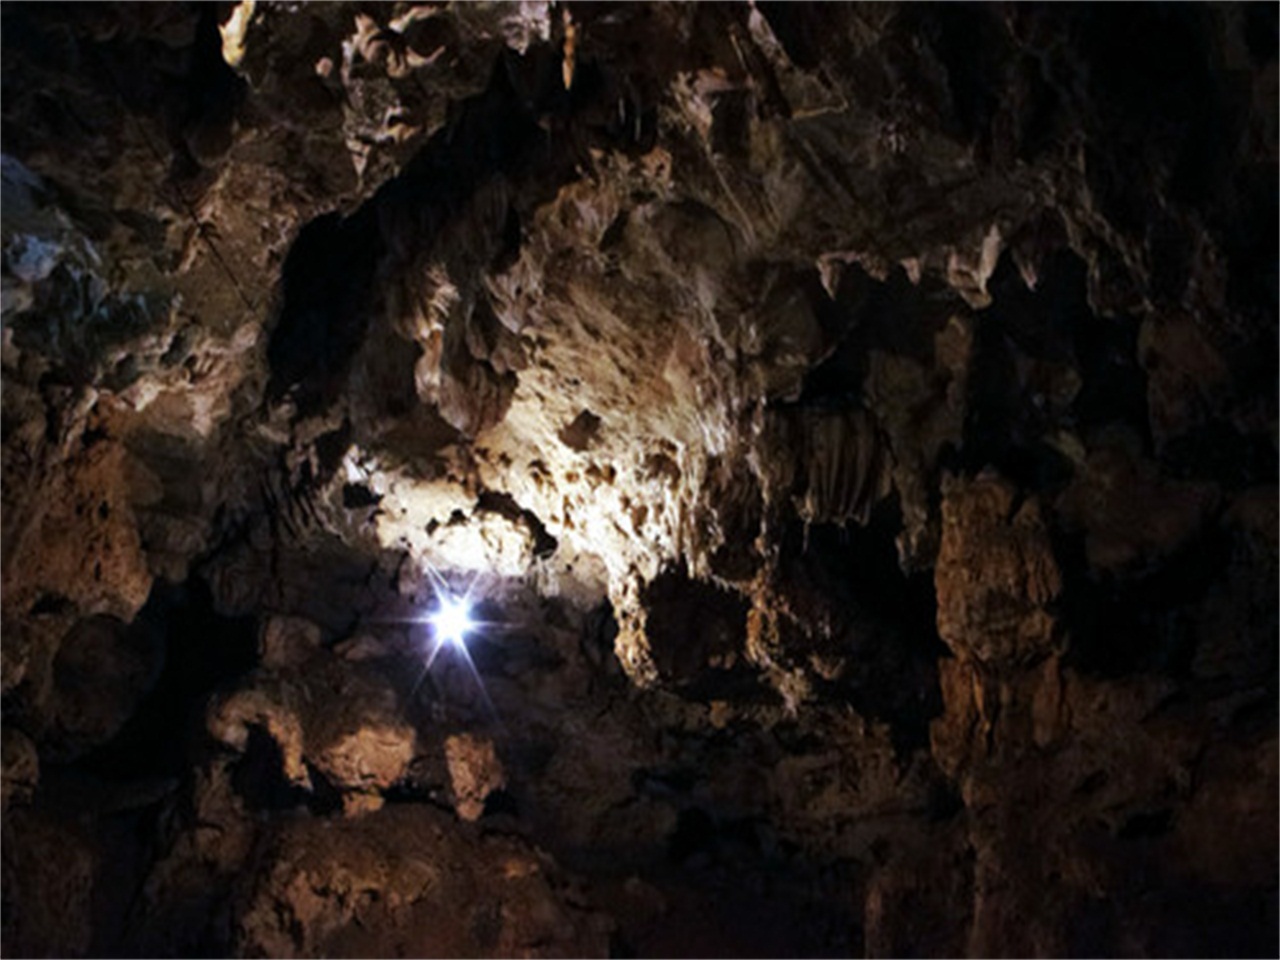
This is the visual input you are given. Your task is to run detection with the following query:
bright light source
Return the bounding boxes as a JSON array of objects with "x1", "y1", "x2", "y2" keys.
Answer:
[{"x1": 429, "y1": 594, "x2": 475, "y2": 649}]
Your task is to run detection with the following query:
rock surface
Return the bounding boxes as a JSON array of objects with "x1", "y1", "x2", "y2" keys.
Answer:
[
  {"x1": 1, "y1": 3, "x2": 1275, "y2": 957},
  {"x1": 235, "y1": 806, "x2": 611, "y2": 958}
]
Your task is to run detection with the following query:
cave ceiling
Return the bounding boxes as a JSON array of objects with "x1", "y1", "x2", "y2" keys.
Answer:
[{"x1": 1, "y1": 3, "x2": 1276, "y2": 957}]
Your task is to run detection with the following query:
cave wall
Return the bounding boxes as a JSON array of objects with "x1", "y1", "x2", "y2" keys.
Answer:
[{"x1": 1, "y1": 2, "x2": 1276, "y2": 957}]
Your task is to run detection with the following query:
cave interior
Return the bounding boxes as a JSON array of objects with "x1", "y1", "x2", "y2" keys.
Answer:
[{"x1": 0, "y1": 2, "x2": 1277, "y2": 957}]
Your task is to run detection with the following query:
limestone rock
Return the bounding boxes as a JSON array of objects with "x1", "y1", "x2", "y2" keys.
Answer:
[
  {"x1": 863, "y1": 830, "x2": 971, "y2": 959},
  {"x1": 445, "y1": 732, "x2": 506, "y2": 822},
  {"x1": 0, "y1": 3, "x2": 1275, "y2": 956},
  {"x1": 1, "y1": 810, "x2": 97, "y2": 958},
  {"x1": 2, "y1": 437, "x2": 154, "y2": 624},
  {"x1": 208, "y1": 644, "x2": 420, "y2": 814},
  {"x1": 259, "y1": 615, "x2": 323, "y2": 670},
  {"x1": 234, "y1": 805, "x2": 610, "y2": 958},
  {"x1": 0, "y1": 727, "x2": 38, "y2": 812},
  {"x1": 935, "y1": 473, "x2": 1062, "y2": 667},
  {"x1": 207, "y1": 682, "x2": 311, "y2": 790},
  {"x1": 1057, "y1": 443, "x2": 1220, "y2": 578},
  {"x1": 41, "y1": 613, "x2": 164, "y2": 760}
]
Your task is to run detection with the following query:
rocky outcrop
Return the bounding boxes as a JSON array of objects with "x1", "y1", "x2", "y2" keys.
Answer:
[
  {"x1": 445, "y1": 733, "x2": 507, "y2": 821},
  {"x1": 935, "y1": 474, "x2": 1062, "y2": 668},
  {"x1": 235, "y1": 805, "x2": 612, "y2": 958},
  {"x1": 207, "y1": 624, "x2": 419, "y2": 816}
]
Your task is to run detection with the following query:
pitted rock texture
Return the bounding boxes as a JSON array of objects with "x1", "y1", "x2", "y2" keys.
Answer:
[
  {"x1": 2, "y1": 3, "x2": 1276, "y2": 957},
  {"x1": 935, "y1": 473, "x2": 1062, "y2": 668},
  {"x1": 235, "y1": 806, "x2": 611, "y2": 959}
]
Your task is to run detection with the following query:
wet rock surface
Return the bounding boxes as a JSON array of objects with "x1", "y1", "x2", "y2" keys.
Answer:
[{"x1": 2, "y1": 3, "x2": 1276, "y2": 957}]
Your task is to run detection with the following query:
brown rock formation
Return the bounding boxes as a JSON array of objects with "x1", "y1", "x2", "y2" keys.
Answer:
[{"x1": 1, "y1": 3, "x2": 1275, "y2": 957}]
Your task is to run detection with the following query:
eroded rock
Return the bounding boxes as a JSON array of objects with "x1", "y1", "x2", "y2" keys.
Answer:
[
  {"x1": 1057, "y1": 443, "x2": 1220, "y2": 578},
  {"x1": 445, "y1": 733, "x2": 506, "y2": 822},
  {"x1": 0, "y1": 726, "x2": 38, "y2": 812},
  {"x1": 234, "y1": 805, "x2": 611, "y2": 958},
  {"x1": 40, "y1": 612, "x2": 164, "y2": 760},
  {"x1": 208, "y1": 641, "x2": 420, "y2": 815},
  {"x1": 1, "y1": 809, "x2": 98, "y2": 958},
  {"x1": 935, "y1": 473, "x2": 1062, "y2": 667}
]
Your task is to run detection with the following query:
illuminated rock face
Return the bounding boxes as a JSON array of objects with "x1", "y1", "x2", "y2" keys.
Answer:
[{"x1": 1, "y1": 4, "x2": 1276, "y2": 957}]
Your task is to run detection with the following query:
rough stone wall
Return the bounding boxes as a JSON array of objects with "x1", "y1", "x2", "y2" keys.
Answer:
[{"x1": 2, "y1": 3, "x2": 1276, "y2": 957}]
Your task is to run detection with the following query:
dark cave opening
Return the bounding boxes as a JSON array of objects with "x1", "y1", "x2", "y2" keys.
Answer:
[
  {"x1": 171, "y1": 2, "x2": 248, "y2": 174},
  {"x1": 229, "y1": 726, "x2": 305, "y2": 813},
  {"x1": 962, "y1": 249, "x2": 1151, "y2": 493},
  {"x1": 778, "y1": 498, "x2": 946, "y2": 758},
  {"x1": 642, "y1": 565, "x2": 751, "y2": 688},
  {"x1": 264, "y1": 7, "x2": 684, "y2": 426},
  {"x1": 265, "y1": 51, "x2": 550, "y2": 415},
  {"x1": 265, "y1": 208, "x2": 383, "y2": 414},
  {"x1": 72, "y1": 577, "x2": 259, "y2": 782},
  {"x1": 1056, "y1": 523, "x2": 1230, "y2": 680}
]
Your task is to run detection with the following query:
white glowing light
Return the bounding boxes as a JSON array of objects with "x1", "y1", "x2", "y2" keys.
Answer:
[{"x1": 429, "y1": 594, "x2": 475, "y2": 649}]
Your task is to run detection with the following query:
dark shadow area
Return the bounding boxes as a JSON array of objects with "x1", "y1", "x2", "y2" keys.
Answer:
[
  {"x1": 1128, "y1": 881, "x2": 1279, "y2": 960},
  {"x1": 170, "y1": 3, "x2": 247, "y2": 174},
  {"x1": 902, "y1": 3, "x2": 1010, "y2": 149},
  {"x1": 231, "y1": 724, "x2": 308, "y2": 812},
  {"x1": 778, "y1": 497, "x2": 946, "y2": 758},
  {"x1": 229, "y1": 728, "x2": 348, "y2": 818},
  {"x1": 794, "y1": 262, "x2": 956, "y2": 412},
  {"x1": 667, "y1": 807, "x2": 719, "y2": 865},
  {"x1": 265, "y1": 208, "x2": 383, "y2": 415},
  {"x1": 962, "y1": 250, "x2": 1148, "y2": 491},
  {"x1": 642, "y1": 564, "x2": 750, "y2": 687},
  {"x1": 1077, "y1": 5, "x2": 1223, "y2": 231},
  {"x1": 73, "y1": 576, "x2": 259, "y2": 781},
  {"x1": 267, "y1": 28, "x2": 650, "y2": 418},
  {"x1": 1160, "y1": 419, "x2": 1280, "y2": 488},
  {"x1": 1057, "y1": 525, "x2": 1234, "y2": 679}
]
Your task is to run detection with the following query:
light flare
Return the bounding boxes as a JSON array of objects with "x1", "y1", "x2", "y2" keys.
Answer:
[
  {"x1": 405, "y1": 562, "x2": 502, "y2": 725},
  {"x1": 429, "y1": 593, "x2": 475, "y2": 650}
]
